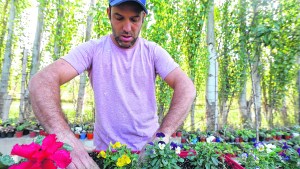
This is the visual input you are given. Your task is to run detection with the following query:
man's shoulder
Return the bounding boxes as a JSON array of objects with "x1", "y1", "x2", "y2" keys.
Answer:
[
  {"x1": 139, "y1": 37, "x2": 160, "y2": 49},
  {"x1": 88, "y1": 35, "x2": 110, "y2": 45}
]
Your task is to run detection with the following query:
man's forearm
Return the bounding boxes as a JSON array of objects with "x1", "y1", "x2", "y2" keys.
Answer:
[
  {"x1": 157, "y1": 80, "x2": 196, "y2": 137},
  {"x1": 29, "y1": 71, "x2": 72, "y2": 136}
]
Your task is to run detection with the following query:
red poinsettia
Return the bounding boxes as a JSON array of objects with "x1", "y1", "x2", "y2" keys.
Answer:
[{"x1": 9, "y1": 134, "x2": 72, "y2": 169}]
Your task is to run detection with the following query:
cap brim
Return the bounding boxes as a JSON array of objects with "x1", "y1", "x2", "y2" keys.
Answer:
[{"x1": 110, "y1": 0, "x2": 148, "y2": 14}]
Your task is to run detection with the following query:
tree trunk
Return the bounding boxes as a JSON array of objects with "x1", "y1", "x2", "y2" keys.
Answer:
[
  {"x1": 190, "y1": 98, "x2": 195, "y2": 131},
  {"x1": 206, "y1": 0, "x2": 218, "y2": 131},
  {"x1": 0, "y1": 0, "x2": 9, "y2": 68},
  {"x1": 158, "y1": 104, "x2": 165, "y2": 124},
  {"x1": 76, "y1": 0, "x2": 94, "y2": 119},
  {"x1": 29, "y1": 0, "x2": 45, "y2": 78},
  {"x1": 19, "y1": 49, "x2": 28, "y2": 121},
  {"x1": 2, "y1": 93, "x2": 12, "y2": 121},
  {"x1": 251, "y1": 43, "x2": 262, "y2": 128},
  {"x1": 53, "y1": 0, "x2": 64, "y2": 60},
  {"x1": 220, "y1": 98, "x2": 228, "y2": 127},
  {"x1": 297, "y1": 55, "x2": 300, "y2": 125},
  {"x1": 23, "y1": 0, "x2": 46, "y2": 117},
  {"x1": 239, "y1": 82, "x2": 249, "y2": 123},
  {"x1": 0, "y1": 0, "x2": 15, "y2": 119},
  {"x1": 281, "y1": 97, "x2": 288, "y2": 126}
]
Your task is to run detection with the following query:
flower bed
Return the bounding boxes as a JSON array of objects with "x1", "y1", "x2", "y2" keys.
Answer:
[{"x1": 1, "y1": 129, "x2": 300, "y2": 169}]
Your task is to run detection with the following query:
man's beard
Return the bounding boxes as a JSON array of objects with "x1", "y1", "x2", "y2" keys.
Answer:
[{"x1": 114, "y1": 35, "x2": 137, "y2": 48}]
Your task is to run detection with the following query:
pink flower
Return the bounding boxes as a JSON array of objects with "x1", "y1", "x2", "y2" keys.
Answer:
[{"x1": 9, "y1": 134, "x2": 72, "y2": 169}]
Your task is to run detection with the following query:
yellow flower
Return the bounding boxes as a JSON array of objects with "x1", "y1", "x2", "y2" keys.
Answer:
[
  {"x1": 116, "y1": 154, "x2": 131, "y2": 167},
  {"x1": 97, "y1": 150, "x2": 106, "y2": 159},
  {"x1": 112, "y1": 142, "x2": 122, "y2": 149}
]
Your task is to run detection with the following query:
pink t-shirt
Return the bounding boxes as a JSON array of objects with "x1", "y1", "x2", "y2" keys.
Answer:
[{"x1": 63, "y1": 35, "x2": 179, "y2": 150}]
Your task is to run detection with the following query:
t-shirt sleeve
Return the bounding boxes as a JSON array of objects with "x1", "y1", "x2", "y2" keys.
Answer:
[
  {"x1": 153, "y1": 45, "x2": 179, "y2": 79},
  {"x1": 62, "y1": 40, "x2": 97, "y2": 74}
]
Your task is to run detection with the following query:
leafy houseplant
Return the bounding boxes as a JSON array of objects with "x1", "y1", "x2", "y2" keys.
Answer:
[
  {"x1": 186, "y1": 142, "x2": 228, "y2": 169},
  {"x1": 140, "y1": 132, "x2": 184, "y2": 169},
  {"x1": 15, "y1": 124, "x2": 26, "y2": 138}
]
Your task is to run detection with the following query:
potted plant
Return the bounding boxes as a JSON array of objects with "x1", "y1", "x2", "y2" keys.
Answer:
[
  {"x1": 186, "y1": 142, "x2": 228, "y2": 168},
  {"x1": 140, "y1": 132, "x2": 184, "y2": 168},
  {"x1": 0, "y1": 126, "x2": 7, "y2": 138},
  {"x1": 15, "y1": 124, "x2": 25, "y2": 138},
  {"x1": 6, "y1": 125, "x2": 15, "y2": 138},
  {"x1": 86, "y1": 124, "x2": 94, "y2": 140}
]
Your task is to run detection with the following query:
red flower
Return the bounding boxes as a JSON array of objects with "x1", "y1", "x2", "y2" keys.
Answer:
[{"x1": 9, "y1": 134, "x2": 72, "y2": 169}]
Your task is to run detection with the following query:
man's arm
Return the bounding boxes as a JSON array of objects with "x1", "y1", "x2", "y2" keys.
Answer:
[
  {"x1": 155, "y1": 67, "x2": 196, "y2": 139},
  {"x1": 29, "y1": 59, "x2": 99, "y2": 169}
]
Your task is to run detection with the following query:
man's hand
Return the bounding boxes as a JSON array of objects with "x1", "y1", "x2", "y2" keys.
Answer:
[{"x1": 57, "y1": 132, "x2": 99, "y2": 169}]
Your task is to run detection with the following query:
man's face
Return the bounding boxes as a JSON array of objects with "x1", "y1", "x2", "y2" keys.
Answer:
[{"x1": 108, "y1": 3, "x2": 145, "y2": 48}]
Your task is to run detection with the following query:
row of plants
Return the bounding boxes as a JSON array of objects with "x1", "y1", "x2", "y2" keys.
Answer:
[
  {"x1": 1, "y1": 130, "x2": 300, "y2": 168},
  {"x1": 177, "y1": 126, "x2": 299, "y2": 144},
  {"x1": 0, "y1": 119, "x2": 96, "y2": 139},
  {"x1": 70, "y1": 122, "x2": 94, "y2": 140},
  {"x1": 0, "y1": 120, "x2": 45, "y2": 138}
]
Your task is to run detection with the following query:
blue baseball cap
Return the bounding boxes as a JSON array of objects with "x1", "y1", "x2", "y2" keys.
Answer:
[{"x1": 109, "y1": 0, "x2": 148, "y2": 14}]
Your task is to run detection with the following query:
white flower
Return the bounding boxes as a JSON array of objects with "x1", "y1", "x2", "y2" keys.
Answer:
[
  {"x1": 206, "y1": 136, "x2": 215, "y2": 143},
  {"x1": 158, "y1": 142, "x2": 165, "y2": 150},
  {"x1": 265, "y1": 144, "x2": 276, "y2": 153},
  {"x1": 255, "y1": 142, "x2": 265, "y2": 152},
  {"x1": 175, "y1": 146, "x2": 181, "y2": 154},
  {"x1": 265, "y1": 144, "x2": 276, "y2": 149}
]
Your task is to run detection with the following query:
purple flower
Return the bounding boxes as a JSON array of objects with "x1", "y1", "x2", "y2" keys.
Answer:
[
  {"x1": 170, "y1": 142, "x2": 178, "y2": 150},
  {"x1": 156, "y1": 132, "x2": 165, "y2": 138},
  {"x1": 241, "y1": 153, "x2": 248, "y2": 160},
  {"x1": 148, "y1": 142, "x2": 154, "y2": 146},
  {"x1": 280, "y1": 153, "x2": 290, "y2": 161},
  {"x1": 254, "y1": 142, "x2": 264, "y2": 148},
  {"x1": 279, "y1": 151, "x2": 290, "y2": 161},
  {"x1": 254, "y1": 142, "x2": 265, "y2": 151},
  {"x1": 282, "y1": 142, "x2": 290, "y2": 150},
  {"x1": 158, "y1": 141, "x2": 166, "y2": 145},
  {"x1": 297, "y1": 148, "x2": 300, "y2": 156}
]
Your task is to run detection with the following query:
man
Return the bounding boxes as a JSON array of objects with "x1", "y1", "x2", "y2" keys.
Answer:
[{"x1": 29, "y1": 0, "x2": 196, "y2": 168}]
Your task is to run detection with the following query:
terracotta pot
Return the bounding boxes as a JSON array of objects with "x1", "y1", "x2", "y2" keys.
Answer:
[
  {"x1": 176, "y1": 131, "x2": 182, "y2": 137},
  {"x1": 74, "y1": 133, "x2": 80, "y2": 139},
  {"x1": 29, "y1": 131, "x2": 37, "y2": 138},
  {"x1": 276, "y1": 135, "x2": 282, "y2": 140},
  {"x1": 39, "y1": 130, "x2": 48, "y2": 136},
  {"x1": 15, "y1": 131, "x2": 23, "y2": 138},
  {"x1": 87, "y1": 132, "x2": 94, "y2": 140}
]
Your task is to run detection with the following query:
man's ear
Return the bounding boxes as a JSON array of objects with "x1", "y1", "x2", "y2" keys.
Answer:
[{"x1": 107, "y1": 7, "x2": 111, "y2": 20}]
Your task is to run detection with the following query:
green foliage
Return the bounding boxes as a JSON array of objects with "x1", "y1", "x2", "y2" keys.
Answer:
[
  {"x1": 93, "y1": 0, "x2": 110, "y2": 37},
  {"x1": 237, "y1": 142, "x2": 300, "y2": 169},
  {"x1": 140, "y1": 135, "x2": 184, "y2": 169},
  {"x1": 187, "y1": 142, "x2": 226, "y2": 169},
  {"x1": 0, "y1": 154, "x2": 15, "y2": 169}
]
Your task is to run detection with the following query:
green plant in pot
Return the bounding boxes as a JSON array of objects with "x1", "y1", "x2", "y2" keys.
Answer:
[{"x1": 186, "y1": 142, "x2": 227, "y2": 168}]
